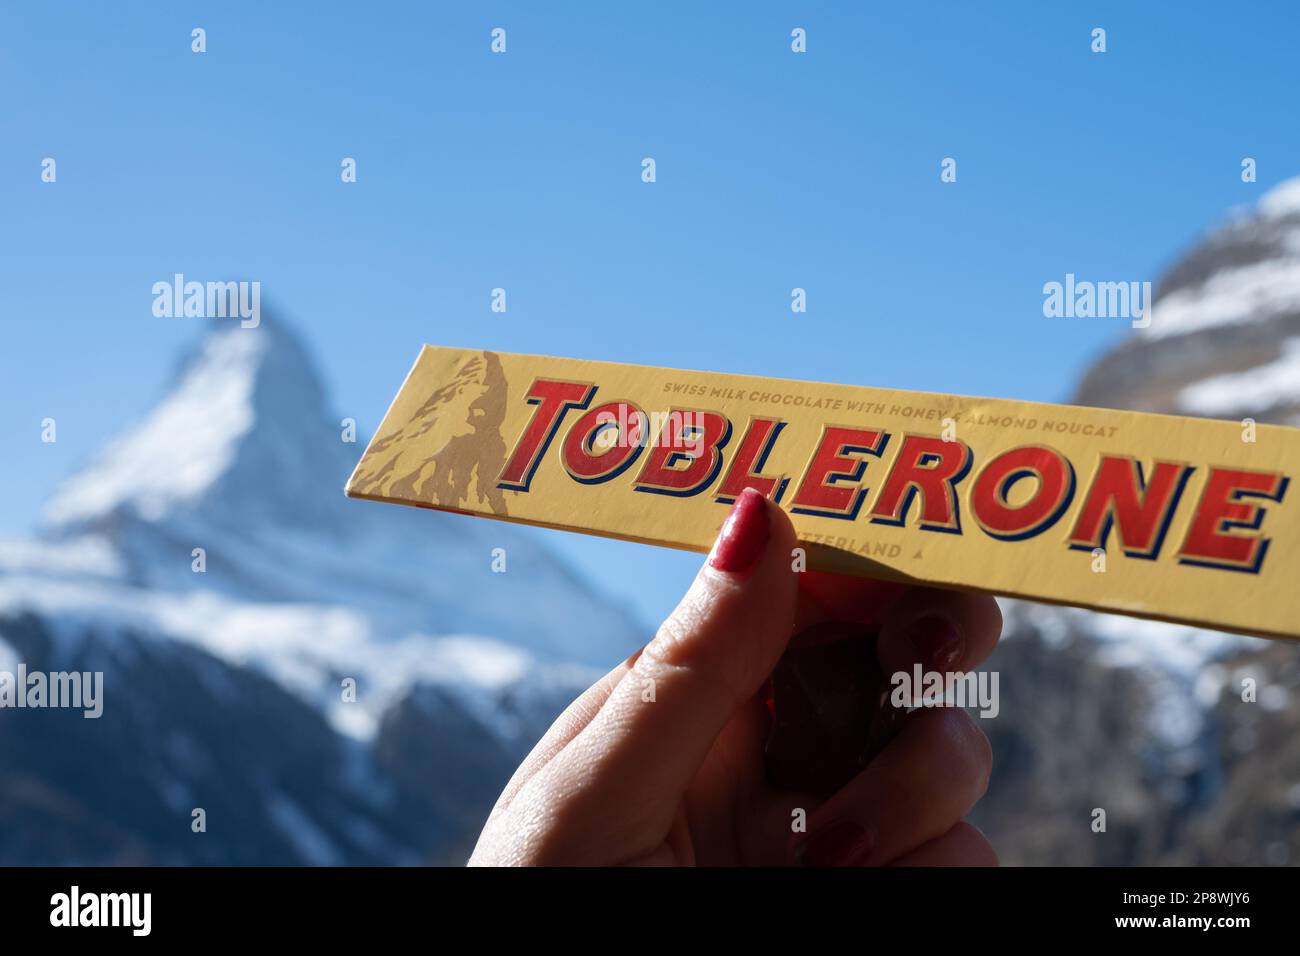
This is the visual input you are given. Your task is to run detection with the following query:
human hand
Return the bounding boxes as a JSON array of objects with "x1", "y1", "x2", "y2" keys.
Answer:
[{"x1": 469, "y1": 488, "x2": 1002, "y2": 866}]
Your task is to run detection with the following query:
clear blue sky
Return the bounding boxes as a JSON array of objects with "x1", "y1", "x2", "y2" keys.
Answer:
[{"x1": 3, "y1": 1, "x2": 1295, "y2": 629}]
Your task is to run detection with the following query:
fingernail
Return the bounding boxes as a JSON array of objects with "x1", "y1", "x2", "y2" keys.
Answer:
[
  {"x1": 799, "y1": 820, "x2": 874, "y2": 867},
  {"x1": 709, "y1": 488, "x2": 770, "y2": 573},
  {"x1": 908, "y1": 614, "x2": 963, "y2": 672}
]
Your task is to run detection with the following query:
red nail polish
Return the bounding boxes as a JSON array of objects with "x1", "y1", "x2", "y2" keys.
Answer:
[
  {"x1": 909, "y1": 614, "x2": 963, "y2": 672},
  {"x1": 799, "y1": 820, "x2": 874, "y2": 867},
  {"x1": 709, "y1": 488, "x2": 770, "y2": 573}
]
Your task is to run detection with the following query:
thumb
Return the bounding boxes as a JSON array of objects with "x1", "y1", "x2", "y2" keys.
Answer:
[{"x1": 536, "y1": 488, "x2": 800, "y2": 850}]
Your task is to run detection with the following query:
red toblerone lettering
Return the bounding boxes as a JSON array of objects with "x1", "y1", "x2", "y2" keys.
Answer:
[
  {"x1": 634, "y1": 410, "x2": 731, "y2": 497},
  {"x1": 1177, "y1": 467, "x2": 1288, "y2": 572},
  {"x1": 716, "y1": 418, "x2": 788, "y2": 503},
  {"x1": 968, "y1": 445, "x2": 1075, "y2": 541},
  {"x1": 561, "y1": 401, "x2": 647, "y2": 484},
  {"x1": 868, "y1": 434, "x2": 971, "y2": 532},
  {"x1": 1068, "y1": 457, "x2": 1193, "y2": 559},
  {"x1": 496, "y1": 379, "x2": 595, "y2": 490},
  {"x1": 497, "y1": 377, "x2": 1290, "y2": 574},
  {"x1": 790, "y1": 426, "x2": 889, "y2": 519}
]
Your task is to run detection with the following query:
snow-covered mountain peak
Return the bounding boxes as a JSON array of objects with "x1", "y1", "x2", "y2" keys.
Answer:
[
  {"x1": 48, "y1": 325, "x2": 261, "y2": 527},
  {"x1": 1136, "y1": 178, "x2": 1300, "y2": 344},
  {"x1": 13, "y1": 312, "x2": 644, "y2": 671},
  {"x1": 45, "y1": 316, "x2": 348, "y2": 534},
  {"x1": 1077, "y1": 174, "x2": 1300, "y2": 424}
]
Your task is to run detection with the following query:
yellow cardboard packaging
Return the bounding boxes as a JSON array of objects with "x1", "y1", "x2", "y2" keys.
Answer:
[{"x1": 346, "y1": 346, "x2": 1298, "y2": 640}]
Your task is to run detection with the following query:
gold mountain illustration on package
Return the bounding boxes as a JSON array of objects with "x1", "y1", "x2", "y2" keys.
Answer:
[{"x1": 346, "y1": 345, "x2": 1299, "y2": 641}]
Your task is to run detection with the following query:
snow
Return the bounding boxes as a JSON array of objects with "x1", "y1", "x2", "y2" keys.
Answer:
[
  {"x1": 84, "y1": 501, "x2": 641, "y2": 668},
  {"x1": 0, "y1": 635, "x2": 18, "y2": 673},
  {"x1": 0, "y1": 573, "x2": 594, "y2": 741},
  {"x1": 1071, "y1": 608, "x2": 1252, "y2": 679},
  {"x1": 1178, "y1": 337, "x2": 1300, "y2": 416},
  {"x1": 1260, "y1": 683, "x2": 1290, "y2": 712},
  {"x1": 1137, "y1": 176, "x2": 1300, "y2": 341},
  {"x1": 1259, "y1": 176, "x2": 1300, "y2": 220},
  {"x1": 1003, "y1": 600, "x2": 1260, "y2": 749},
  {"x1": 1141, "y1": 257, "x2": 1300, "y2": 340},
  {"x1": 0, "y1": 535, "x2": 124, "y2": 579},
  {"x1": 1006, "y1": 600, "x2": 1254, "y2": 681},
  {"x1": 44, "y1": 329, "x2": 264, "y2": 526}
]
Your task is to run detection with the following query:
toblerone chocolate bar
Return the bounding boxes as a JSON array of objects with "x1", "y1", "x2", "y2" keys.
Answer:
[{"x1": 345, "y1": 346, "x2": 1298, "y2": 641}]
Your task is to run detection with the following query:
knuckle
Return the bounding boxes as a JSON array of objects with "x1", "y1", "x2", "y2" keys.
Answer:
[
  {"x1": 914, "y1": 706, "x2": 992, "y2": 801},
  {"x1": 636, "y1": 620, "x2": 747, "y2": 709},
  {"x1": 953, "y1": 710, "x2": 993, "y2": 799},
  {"x1": 646, "y1": 607, "x2": 699, "y2": 667}
]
